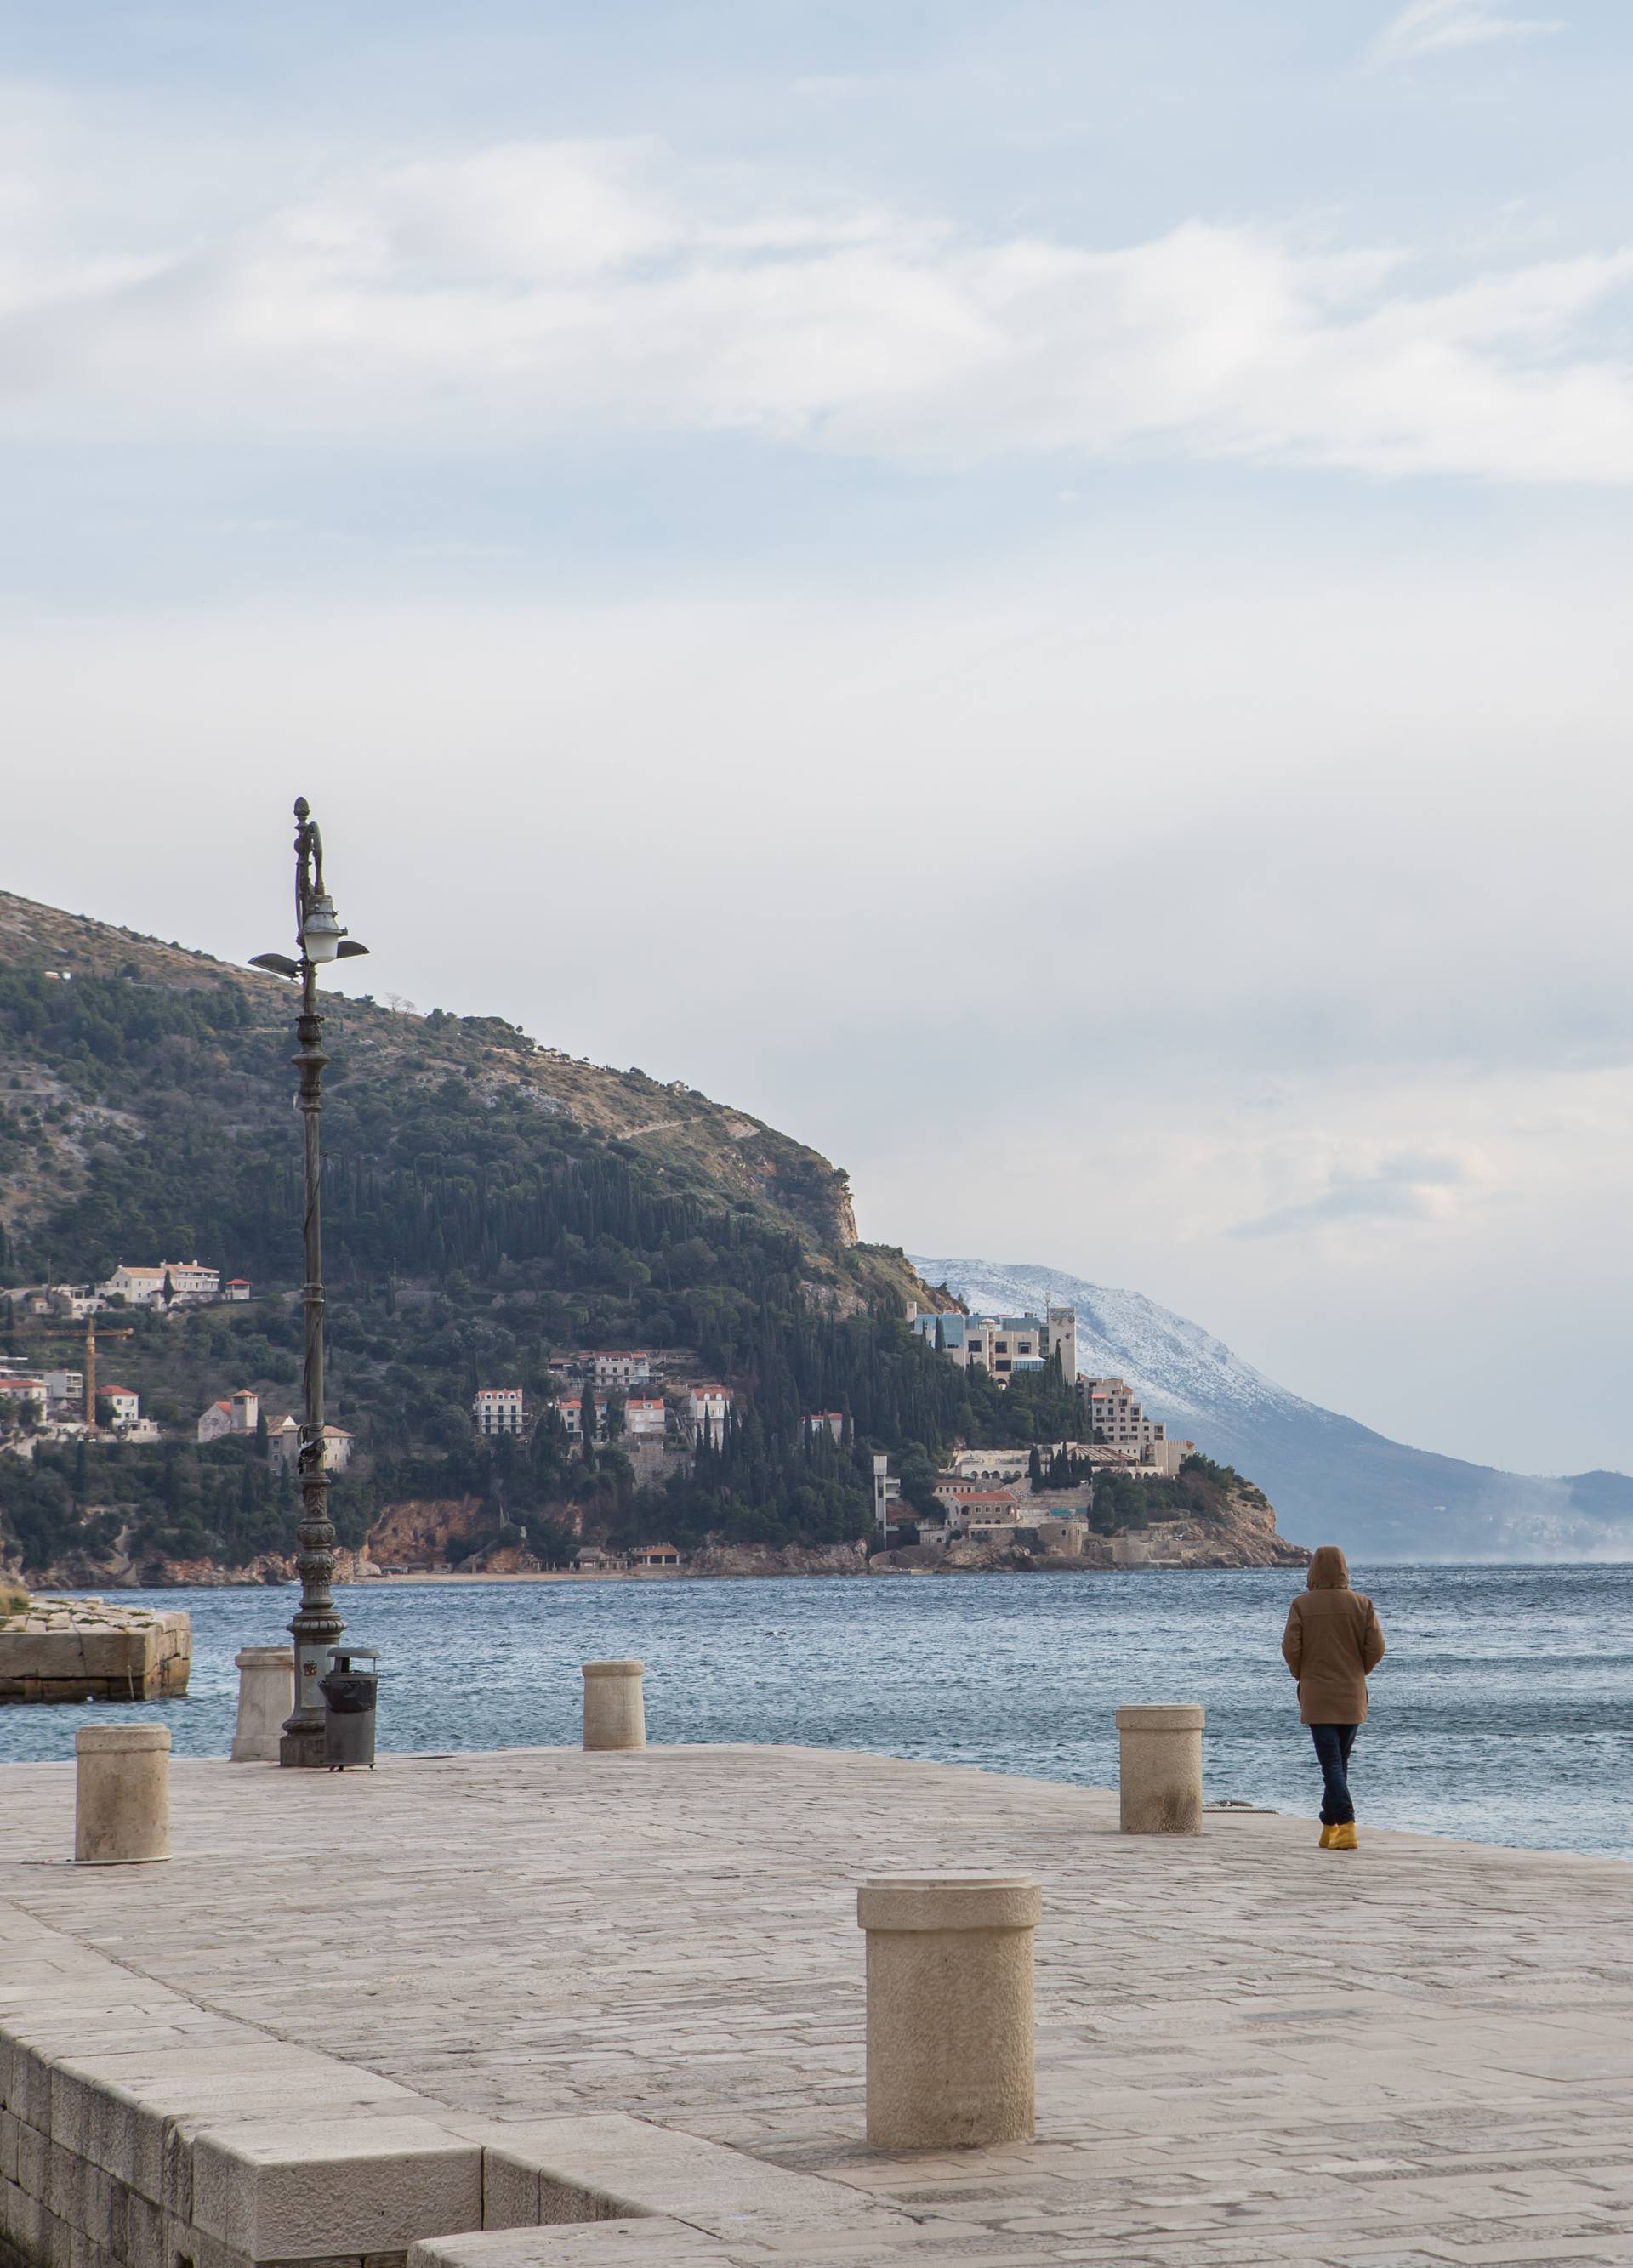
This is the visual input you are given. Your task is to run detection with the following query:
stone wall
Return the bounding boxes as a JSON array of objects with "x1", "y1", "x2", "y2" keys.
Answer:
[
  {"x1": 0, "y1": 1906, "x2": 896, "y2": 2268},
  {"x1": 0, "y1": 1602, "x2": 189, "y2": 1704}
]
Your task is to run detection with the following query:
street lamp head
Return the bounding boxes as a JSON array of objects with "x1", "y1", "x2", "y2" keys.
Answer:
[{"x1": 299, "y1": 892, "x2": 345, "y2": 965}]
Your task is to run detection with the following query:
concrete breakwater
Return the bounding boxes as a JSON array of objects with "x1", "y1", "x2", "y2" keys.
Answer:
[
  {"x1": 0, "y1": 1600, "x2": 189, "y2": 1704},
  {"x1": 5, "y1": 1742, "x2": 1633, "y2": 2265}
]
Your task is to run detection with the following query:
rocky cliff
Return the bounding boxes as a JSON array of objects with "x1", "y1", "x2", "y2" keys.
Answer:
[{"x1": 874, "y1": 1480, "x2": 1306, "y2": 1575}]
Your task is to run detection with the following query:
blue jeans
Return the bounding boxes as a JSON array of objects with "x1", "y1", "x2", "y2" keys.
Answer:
[{"x1": 1310, "y1": 1723, "x2": 1359, "y2": 1825}]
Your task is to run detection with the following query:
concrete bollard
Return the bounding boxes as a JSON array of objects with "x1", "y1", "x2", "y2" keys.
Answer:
[
  {"x1": 230, "y1": 1646, "x2": 295, "y2": 1762},
  {"x1": 856, "y1": 1873, "x2": 1039, "y2": 2148},
  {"x1": 582, "y1": 1660, "x2": 646, "y2": 1751},
  {"x1": 1116, "y1": 1703, "x2": 1205, "y2": 1834},
  {"x1": 74, "y1": 1724, "x2": 171, "y2": 1864}
]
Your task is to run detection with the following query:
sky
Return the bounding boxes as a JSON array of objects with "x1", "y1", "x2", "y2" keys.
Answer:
[{"x1": 4, "y1": 2, "x2": 1633, "y2": 1474}]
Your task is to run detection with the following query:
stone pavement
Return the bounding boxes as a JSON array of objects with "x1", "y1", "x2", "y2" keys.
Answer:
[{"x1": 4, "y1": 1743, "x2": 1633, "y2": 2265}]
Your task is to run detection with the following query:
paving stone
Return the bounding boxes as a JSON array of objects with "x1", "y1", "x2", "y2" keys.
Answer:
[
  {"x1": 6, "y1": 1748, "x2": 1633, "y2": 2265},
  {"x1": 412, "y1": 2228, "x2": 743, "y2": 2267}
]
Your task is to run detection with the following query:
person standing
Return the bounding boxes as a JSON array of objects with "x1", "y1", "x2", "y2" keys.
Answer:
[{"x1": 1281, "y1": 1545, "x2": 1385, "y2": 1850}]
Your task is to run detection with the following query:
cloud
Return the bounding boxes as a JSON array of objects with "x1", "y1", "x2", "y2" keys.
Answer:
[
  {"x1": 3, "y1": 129, "x2": 1633, "y2": 485},
  {"x1": 1368, "y1": 1, "x2": 1565, "y2": 68},
  {"x1": 1232, "y1": 1153, "x2": 1472, "y2": 1238}
]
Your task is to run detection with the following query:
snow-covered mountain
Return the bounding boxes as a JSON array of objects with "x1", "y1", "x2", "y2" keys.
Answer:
[{"x1": 910, "y1": 1256, "x2": 1633, "y2": 1562}]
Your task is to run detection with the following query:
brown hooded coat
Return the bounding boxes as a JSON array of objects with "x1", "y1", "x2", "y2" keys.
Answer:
[{"x1": 1281, "y1": 1587, "x2": 1385, "y2": 1725}]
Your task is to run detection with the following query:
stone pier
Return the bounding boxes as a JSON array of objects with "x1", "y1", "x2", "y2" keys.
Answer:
[
  {"x1": 0, "y1": 1599, "x2": 190, "y2": 1703},
  {"x1": 4, "y1": 1744, "x2": 1633, "y2": 2265}
]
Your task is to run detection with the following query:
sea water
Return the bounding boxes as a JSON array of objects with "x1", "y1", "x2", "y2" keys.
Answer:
[{"x1": 3, "y1": 1565, "x2": 1630, "y2": 1860}]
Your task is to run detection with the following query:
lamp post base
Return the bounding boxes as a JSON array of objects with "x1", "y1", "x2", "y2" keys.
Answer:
[{"x1": 279, "y1": 1725, "x2": 328, "y2": 1769}]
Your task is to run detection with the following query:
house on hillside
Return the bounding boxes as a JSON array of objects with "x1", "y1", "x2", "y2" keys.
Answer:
[
  {"x1": 623, "y1": 1396, "x2": 666, "y2": 1441},
  {"x1": 224, "y1": 1278, "x2": 252, "y2": 1303},
  {"x1": 472, "y1": 1387, "x2": 525, "y2": 1436},
  {"x1": 265, "y1": 1418, "x2": 355, "y2": 1474},
  {"x1": 932, "y1": 1480, "x2": 1021, "y2": 1516},
  {"x1": 105, "y1": 1261, "x2": 221, "y2": 1309},
  {"x1": 97, "y1": 1385, "x2": 140, "y2": 1430},
  {"x1": 1079, "y1": 1378, "x2": 1172, "y2": 1460},
  {"x1": 803, "y1": 1411, "x2": 844, "y2": 1441},
  {"x1": 910, "y1": 1305, "x2": 1078, "y2": 1385},
  {"x1": 196, "y1": 1389, "x2": 259, "y2": 1443},
  {"x1": 687, "y1": 1385, "x2": 732, "y2": 1440},
  {"x1": 16, "y1": 1285, "x2": 100, "y2": 1319},
  {"x1": 592, "y1": 1351, "x2": 652, "y2": 1389},
  {"x1": 559, "y1": 1395, "x2": 667, "y2": 1445}
]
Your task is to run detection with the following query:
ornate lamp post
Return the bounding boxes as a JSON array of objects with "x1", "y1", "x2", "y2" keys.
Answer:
[{"x1": 251, "y1": 798, "x2": 368, "y2": 1766}]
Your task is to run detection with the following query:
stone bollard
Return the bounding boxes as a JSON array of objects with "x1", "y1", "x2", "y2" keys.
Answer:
[
  {"x1": 1116, "y1": 1703, "x2": 1205, "y2": 1834},
  {"x1": 230, "y1": 1646, "x2": 295, "y2": 1762},
  {"x1": 856, "y1": 1874, "x2": 1040, "y2": 2149},
  {"x1": 74, "y1": 1725, "x2": 171, "y2": 1864},
  {"x1": 582, "y1": 1660, "x2": 646, "y2": 1751}
]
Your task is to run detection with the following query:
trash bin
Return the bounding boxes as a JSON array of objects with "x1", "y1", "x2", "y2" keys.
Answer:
[{"x1": 318, "y1": 1646, "x2": 378, "y2": 1771}]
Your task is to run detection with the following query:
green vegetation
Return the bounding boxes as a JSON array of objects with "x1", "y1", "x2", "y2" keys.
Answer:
[{"x1": 0, "y1": 940, "x2": 1123, "y2": 1576}]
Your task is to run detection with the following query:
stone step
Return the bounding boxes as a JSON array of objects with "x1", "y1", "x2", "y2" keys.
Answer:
[
  {"x1": 2, "y1": 1914, "x2": 925, "y2": 2268},
  {"x1": 477, "y1": 2111, "x2": 899, "y2": 2240}
]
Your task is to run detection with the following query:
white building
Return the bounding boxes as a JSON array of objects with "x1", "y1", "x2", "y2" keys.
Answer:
[
  {"x1": 946, "y1": 1448, "x2": 1043, "y2": 1483},
  {"x1": 196, "y1": 1389, "x2": 259, "y2": 1443},
  {"x1": 947, "y1": 1439, "x2": 1186, "y2": 1483},
  {"x1": 1080, "y1": 1378, "x2": 1171, "y2": 1459},
  {"x1": 224, "y1": 1278, "x2": 252, "y2": 1303},
  {"x1": 803, "y1": 1411, "x2": 844, "y2": 1441},
  {"x1": 43, "y1": 1370, "x2": 83, "y2": 1413},
  {"x1": 912, "y1": 1304, "x2": 1079, "y2": 1388},
  {"x1": 910, "y1": 1310, "x2": 1044, "y2": 1382},
  {"x1": 932, "y1": 1477, "x2": 1022, "y2": 1513},
  {"x1": 97, "y1": 1385, "x2": 140, "y2": 1430},
  {"x1": 560, "y1": 1395, "x2": 667, "y2": 1444},
  {"x1": 873, "y1": 1452, "x2": 902, "y2": 1541},
  {"x1": 473, "y1": 1387, "x2": 525, "y2": 1436},
  {"x1": 105, "y1": 1261, "x2": 221, "y2": 1309},
  {"x1": 19, "y1": 1285, "x2": 101, "y2": 1320},
  {"x1": 265, "y1": 1418, "x2": 354, "y2": 1474},
  {"x1": 592, "y1": 1351, "x2": 651, "y2": 1389},
  {"x1": 0, "y1": 1378, "x2": 48, "y2": 1419},
  {"x1": 688, "y1": 1385, "x2": 732, "y2": 1440}
]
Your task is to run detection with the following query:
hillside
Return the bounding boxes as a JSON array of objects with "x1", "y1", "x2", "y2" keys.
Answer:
[
  {"x1": 0, "y1": 890, "x2": 1088, "y2": 1582},
  {"x1": 0, "y1": 890, "x2": 905, "y2": 1293},
  {"x1": 913, "y1": 1257, "x2": 1633, "y2": 1561}
]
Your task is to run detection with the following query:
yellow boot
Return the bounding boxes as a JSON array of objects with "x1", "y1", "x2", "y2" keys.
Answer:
[
  {"x1": 1329, "y1": 1821, "x2": 1359, "y2": 1850},
  {"x1": 1317, "y1": 1823, "x2": 1336, "y2": 1848}
]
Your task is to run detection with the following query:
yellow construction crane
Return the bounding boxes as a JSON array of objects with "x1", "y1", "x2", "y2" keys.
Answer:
[{"x1": 24, "y1": 1312, "x2": 134, "y2": 1435}]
